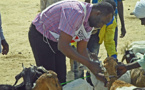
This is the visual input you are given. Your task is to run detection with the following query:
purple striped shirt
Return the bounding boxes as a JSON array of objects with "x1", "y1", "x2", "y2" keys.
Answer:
[{"x1": 32, "y1": 0, "x2": 93, "y2": 42}]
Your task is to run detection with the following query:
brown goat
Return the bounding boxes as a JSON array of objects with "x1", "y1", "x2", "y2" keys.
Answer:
[
  {"x1": 103, "y1": 57, "x2": 118, "y2": 89},
  {"x1": 103, "y1": 57, "x2": 145, "y2": 90},
  {"x1": 131, "y1": 68, "x2": 145, "y2": 87},
  {"x1": 32, "y1": 70, "x2": 62, "y2": 90},
  {"x1": 110, "y1": 80, "x2": 136, "y2": 90}
]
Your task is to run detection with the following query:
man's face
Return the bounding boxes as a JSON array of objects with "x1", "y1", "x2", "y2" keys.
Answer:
[
  {"x1": 140, "y1": 18, "x2": 145, "y2": 25},
  {"x1": 89, "y1": 13, "x2": 113, "y2": 28}
]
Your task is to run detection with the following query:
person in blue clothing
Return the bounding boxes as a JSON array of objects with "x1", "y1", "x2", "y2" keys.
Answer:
[
  {"x1": 85, "y1": 0, "x2": 126, "y2": 59},
  {"x1": 0, "y1": 13, "x2": 9, "y2": 55}
]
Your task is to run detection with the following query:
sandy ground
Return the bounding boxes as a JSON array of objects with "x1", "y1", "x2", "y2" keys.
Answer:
[{"x1": 0, "y1": 0, "x2": 145, "y2": 85}]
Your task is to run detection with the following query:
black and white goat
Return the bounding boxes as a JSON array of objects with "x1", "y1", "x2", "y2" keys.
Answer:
[
  {"x1": 13, "y1": 64, "x2": 48, "y2": 90},
  {"x1": 122, "y1": 41, "x2": 145, "y2": 63}
]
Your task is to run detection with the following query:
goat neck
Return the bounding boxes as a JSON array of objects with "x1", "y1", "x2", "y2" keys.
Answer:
[{"x1": 103, "y1": 57, "x2": 118, "y2": 90}]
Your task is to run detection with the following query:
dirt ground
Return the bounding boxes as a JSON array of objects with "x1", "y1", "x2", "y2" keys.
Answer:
[{"x1": 0, "y1": 0, "x2": 145, "y2": 85}]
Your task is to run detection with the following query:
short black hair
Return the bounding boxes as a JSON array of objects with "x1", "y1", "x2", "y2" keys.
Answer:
[
  {"x1": 103, "y1": 0, "x2": 116, "y2": 11},
  {"x1": 92, "y1": 2, "x2": 114, "y2": 16}
]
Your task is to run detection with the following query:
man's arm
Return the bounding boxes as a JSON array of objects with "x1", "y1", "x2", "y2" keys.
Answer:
[
  {"x1": 0, "y1": 13, "x2": 9, "y2": 55},
  {"x1": 116, "y1": 54, "x2": 145, "y2": 77},
  {"x1": 58, "y1": 31, "x2": 102, "y2": 76},
  {"x1": 116, "y1": 62, "x2": 140, "y2": 77},
  {"x1": 117, "y1": 1, "x2": 126, "y2": 38}
]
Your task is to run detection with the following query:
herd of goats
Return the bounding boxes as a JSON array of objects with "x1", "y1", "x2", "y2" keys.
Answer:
[{"x1": 0, "y1": 40, "x2": 145, "y2": 90}]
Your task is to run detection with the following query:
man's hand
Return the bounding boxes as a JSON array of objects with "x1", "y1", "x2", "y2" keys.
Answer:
[
  {"x1": 1, "y1": 39, "x2": 9, "y2": 55},
  {"x1": 120, "y1": 26, "x2": 126, "y2": 38},
  {"x1": 88, "y1": 61, "x2": 102, "y2": 76},
  {"x1": 116, "y1": 64, "x2": 127, "y2": 77}
]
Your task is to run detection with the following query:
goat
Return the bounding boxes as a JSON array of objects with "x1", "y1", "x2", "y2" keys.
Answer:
[
  {"x1": 32, "y1": 70, "x2": 62, "y2": 90},
  {"x1": 103, "y1": 57, "x2": 118, "y2": 89},
  {"x1": 122, "y1": 41, "x2": 145, "y2": 64},
  {"x1": 131, "y1": 68, "x2": 145, "y2": 87},
  {"x1": 83, "y1": 55, "x2": 131, "y2": 90},
  {"x1": 110, "y1": 80, "x2": 145, "y2": 90},
  {"x1": 13, "y1": 64, "x2": 48, "y2": 90},
  {"x1": 110, "y1": 80, "x2": 137, "y2": 90},
  {"x1": 121, "y1": 53, "x2": 145, "y2": 87},
  {"x1": 102, "y1": 57, "x2": 135, "y2": 90},
  {"x1": 63, "y1": 79, "x2": 93, "y2": 90},
  {"x1": 103, "y1": 57, "x2": 145, "y2": 90},
  {"x1": 122, "y1": 50, "x2": 136, "y2": 63},
  {"x1": 121, "y1": 50, "x2": 144, "y2": 64}
]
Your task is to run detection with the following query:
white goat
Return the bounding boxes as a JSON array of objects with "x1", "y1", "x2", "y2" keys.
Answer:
[
  {"x1": 89, "y1": 70, "x2": 131, "y2": 90},
  {"x1": 63, "y1": 79, "x2": 93, "y2": 90},
  {"x1": 122, "y1": 41, "x2": 145, "y2": 63},
  {"x1": 127, "y1": 41, "x2": 145, "y2": 54}
]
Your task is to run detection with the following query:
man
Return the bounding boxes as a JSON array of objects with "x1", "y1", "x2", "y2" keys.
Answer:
[
  {"x1": 28, "y1": 0, "x2": 114, "y2": 83},
  {"x1": 116, "y1": 0, "x2": 145, "y2": 76},
  {"x1": 0, "y1": 13, "x2": 9, "y2": 55}
]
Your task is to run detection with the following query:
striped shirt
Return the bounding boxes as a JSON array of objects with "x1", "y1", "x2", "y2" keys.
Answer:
[{"x1": 32, "y1": 0, "x2": 93, "y2": 42}]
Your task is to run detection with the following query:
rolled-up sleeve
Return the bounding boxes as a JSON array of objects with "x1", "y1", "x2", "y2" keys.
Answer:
[{"x1": 137, "y1": 54, "x2": 145, "y2": 70}]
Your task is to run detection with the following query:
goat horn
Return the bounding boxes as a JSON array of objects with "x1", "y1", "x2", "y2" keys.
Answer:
[
  {"x1": 121, "y1": 55, "x2": 126, "y2": 62},
  {"x1": 22, "y1": 63, "x2": 25, "y2": 69},
  {"x1": 47, "y1": 73, "x2": 53, "y2": 77}
]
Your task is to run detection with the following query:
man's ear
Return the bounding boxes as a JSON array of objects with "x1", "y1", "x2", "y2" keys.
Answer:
[{"x1": 96, "y1": 10, "x2": 101, "y2": 15}]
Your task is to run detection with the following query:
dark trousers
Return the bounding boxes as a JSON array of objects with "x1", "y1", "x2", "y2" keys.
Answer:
[{"x1": 28, "y1": 24, "x2": 66, "y2": 83}]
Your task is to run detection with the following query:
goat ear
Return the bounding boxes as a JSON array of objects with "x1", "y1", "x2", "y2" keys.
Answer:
[{"x1": 13, "y1": 72, "x2": 22, "y2": 86}]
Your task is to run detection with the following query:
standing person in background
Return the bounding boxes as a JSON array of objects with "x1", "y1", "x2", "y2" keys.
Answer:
[
  {"x1": 0, "y1": 13, "x2": 9, "y2": 55},
  {"x1": 85, "y1": 0, "x2": 126, "y2": 39},
  {"x1": 29, "y1": 0, "x2": 114, "y2": 84},
  {"x1": 85, "y1": 0, "x2": 126, "y2": 57}
]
